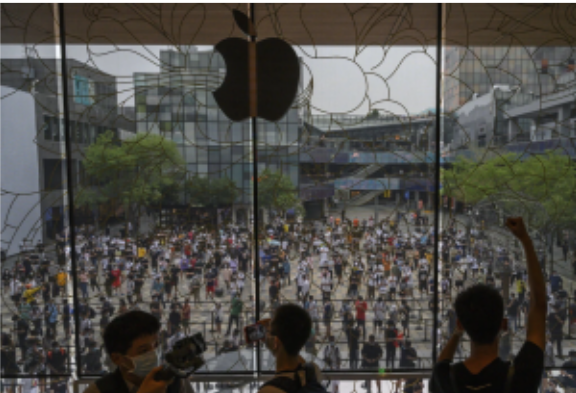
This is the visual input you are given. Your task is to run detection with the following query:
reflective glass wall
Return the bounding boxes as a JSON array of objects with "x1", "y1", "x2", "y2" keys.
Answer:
[
  {"x1": 442, "y1": 4, "x2": 576, "y2": 392},
  {"x1": 1, "y1": 4, "x2": 73, "y2": 391},
  {"x1": 1, "y1": 3, "x2": 575, "y2": 393}
]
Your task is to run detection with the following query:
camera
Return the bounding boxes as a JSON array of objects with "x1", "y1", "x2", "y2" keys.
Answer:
[
  {"x1": 244, "y1": 323, "x2": 266, "y2": 344},
  {"x1": 154, "y1": 333, "x2": 207, "y2": 381}
]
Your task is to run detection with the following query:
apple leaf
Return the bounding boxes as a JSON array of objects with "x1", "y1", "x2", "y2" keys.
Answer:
[{"x1": 233, "y1": 9, "x2": 256, "y2": 37}]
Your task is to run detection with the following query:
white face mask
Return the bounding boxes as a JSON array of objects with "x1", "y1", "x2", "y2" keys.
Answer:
[{"x1": 124, "y1": 349, "x2": 161, "y2": 378}]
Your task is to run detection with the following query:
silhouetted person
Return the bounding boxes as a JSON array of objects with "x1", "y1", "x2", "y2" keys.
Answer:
[{"x1": 431, "y1": 217, "x2": 546, "y2": 393}]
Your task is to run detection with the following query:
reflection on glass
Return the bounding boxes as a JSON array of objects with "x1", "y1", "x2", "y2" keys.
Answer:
[
  {"x1": 1, "y1": 4, "x2": 575, "y2": 391},
  {"x1": 1, "y1": 4, "x2": 75, "y2": 380}
]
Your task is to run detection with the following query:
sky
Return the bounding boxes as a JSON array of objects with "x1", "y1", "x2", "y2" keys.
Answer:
[{"x1": 2, "y1": 44, "x2": 437, "y2": 116}]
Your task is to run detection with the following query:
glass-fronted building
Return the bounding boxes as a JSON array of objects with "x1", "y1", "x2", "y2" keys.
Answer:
[
  {"x1": 134, "y1": 48, "x2": 301, "y2": 209},
  {"x1": 444, "y1": 46, "x2": 574, "y2": 113}
]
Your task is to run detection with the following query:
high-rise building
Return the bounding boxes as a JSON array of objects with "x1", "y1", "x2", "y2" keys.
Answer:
[
  {"x1": 133, "y1": 48, "x2": 301, "y2": 217},
  {"x1": 1, "y1": 58, "x2": 133, "y2": 253},
  {"x1": 444, "y1": 46, "x2": 575, "y2": 147},
  {"x1": 444, "y1": 46, "x2": 574, "y2": 113}
]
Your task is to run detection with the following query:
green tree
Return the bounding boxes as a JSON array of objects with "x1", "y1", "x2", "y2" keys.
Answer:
[
  {"x1": 257, "y1": 168, "x2": 302, "y2": 216},
  {"x1": 76, "y1": 131, "x2": 185, "y2": 232},
  {"x1": 186, "y1": 175, "x2": 239, "y2": 208},
  {"x1": 442, "y1": 150, "x2": 576, "y2": 267},
  {"x1": 367, "y1": 109, "x2": 380, "y2": 120}
]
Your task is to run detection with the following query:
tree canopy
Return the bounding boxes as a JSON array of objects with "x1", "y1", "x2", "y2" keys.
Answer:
[
  {"x1": 76, "y1": 131, "x2": 185, "y2": 213},
  {"x1": 441, "y1": 150, "x2": 576, "y2": 233},
  {"x1": 185, "y1": 175, "x2": 239, "y2": 208},
  {"x1": 257, "y1": 168, "x2": 301, "y2": 213}
]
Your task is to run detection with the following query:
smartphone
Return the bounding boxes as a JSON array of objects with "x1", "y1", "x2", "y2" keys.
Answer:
[{"x1": 244, "y1": 321, "x2": 267, "y2": 345}]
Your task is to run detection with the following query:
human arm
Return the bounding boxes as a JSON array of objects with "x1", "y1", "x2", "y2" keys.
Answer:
[
  {"x1": 505, "y1": 217, "x2": 546, "y2": 351},
  {"x1": 436, "y1": 326, "x2": 464, "y2": 363},
  {"x1": 362, "y1": 349, "x2": 369, "y2": 362}
]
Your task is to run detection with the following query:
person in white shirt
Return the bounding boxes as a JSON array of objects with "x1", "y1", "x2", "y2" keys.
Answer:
[
  {"x1": 214, "y1": 302, "x2": 223, "y2": 334},
  {"x1": 389, "y1": 304, "x2": 398, "y2": 325},
  {"x1": 378, "y1": 278, "x2": 388, "y2": 300},
  {"x1": 321, "y1": 272, "x2": 332, "y2": 301},
  {"x1": 366, "y1": 270, "x2": 376, "y2": 300},
  {"x1": 470, "y1": 255, "x2": 479, "y2": 277},
  {"x1": 229, "y1": 277, "x2": 238, "y2": 299},
  {"x1": 101, "y1": 257, "x2": 109, "y2": 272},
  {"x1": 80, "y1": 314, "x2": 93, "y2": 334},
  {"x1": 441, "y1": 276, "x2": 450, "y2": 296},
  {"x1": 324, "y1": 335, "x2": 341, "y2": 371},
  {"x1": 373, "y1": 297, "x2": 387, "y2": 334},
  {"x1": 388, "y1": 276, "x2": 397, "y2": 300},
  {"x1": 402, "y1": 264, "x2": 412, "y2": 280},
  {"x1": 10, "y1": 278, "x2": 22, "y2": 301},
  {"x1": 301, "y1": 276, "x2": 311, "y2": 301},
  {"x1": 308, "y1": 295, "x2": 320, "y2": 331},
  {"x1": 419, "y1": 257, "x2": 429, "y2": 273},
  {"x1": 125, "y1": 276, "x2": 136, "y2": 304},
  {"x1": 320, "y1": 243, "x2": 328, "y2": 263},
  {"x1": 237, "y1": 271, "x2": 245, "y2": 296},
  {"x1": 296, "y1": 270, "x2": 306, "y2": 300}
]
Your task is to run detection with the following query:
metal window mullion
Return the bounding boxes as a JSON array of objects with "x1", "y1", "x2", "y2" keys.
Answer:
[
  {"x1": 246, "y1": 2, "x2": 262, "y2": 377},
  {"x1": 431, "y1": 2, "x2": 445, "y2": 364},
  {"x1": 57, "y1": 2, "x2": 84, "y2": 379}
]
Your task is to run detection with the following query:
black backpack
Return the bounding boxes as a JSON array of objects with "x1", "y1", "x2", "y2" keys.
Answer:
[{"x1": 261, "y1": 363, "x2": 328, "y2": 393}]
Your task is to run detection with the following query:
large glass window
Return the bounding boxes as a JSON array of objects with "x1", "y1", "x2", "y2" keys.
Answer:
[
  {"x1": 1, "y1": 4, "x2": 73, "y2": 385},
  {"x1": 2, "y1": 3, "x2": 575, "y2": 391}
]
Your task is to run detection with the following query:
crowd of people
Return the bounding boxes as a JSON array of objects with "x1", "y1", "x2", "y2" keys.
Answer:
[{"x1": 1, "y1": 209, "x2": 575, "y2": 393}]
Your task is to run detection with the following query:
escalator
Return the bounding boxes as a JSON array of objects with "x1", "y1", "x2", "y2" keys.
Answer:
[{"x1": 345, "y1": 190, "x2": 381, "y2": 206}]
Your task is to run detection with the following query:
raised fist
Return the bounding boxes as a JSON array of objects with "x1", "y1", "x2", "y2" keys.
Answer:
[{"x1": 505, "y1": 217, "x2": 529, "y2": 241}]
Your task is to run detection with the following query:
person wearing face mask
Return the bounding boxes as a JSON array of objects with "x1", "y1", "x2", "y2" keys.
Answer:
[{"x1": 83, "y1": 310, "x2": 194, "y2": 393}]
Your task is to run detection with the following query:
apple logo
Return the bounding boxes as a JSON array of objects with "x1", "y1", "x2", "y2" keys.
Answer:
[{"x1": 213, "y1": 10, "x2": 300, "y2": 122}]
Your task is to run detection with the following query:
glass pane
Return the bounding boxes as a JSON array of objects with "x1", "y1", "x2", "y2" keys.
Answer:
[
  {"x1": 63, "y1": 7, "x2": 253, "y2": 374},
  {"x1": 254, "y1": 7, "x2": 438, "y2": 372},
  {"x1": 443, "y1": 5, "x2": 576, "y2": 391},
  {"x1": 5, "y1": 3, "x2": 575, "y2": 388},
  {"x1": 1, "y1": 3, "x2": 73, "y2": 379}
]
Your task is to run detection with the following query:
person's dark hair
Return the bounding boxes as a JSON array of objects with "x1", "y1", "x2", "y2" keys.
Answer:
[
  {"x1": 454, "y1": 284, "x2": 503, "y2": 345},
  {"x1": 103, "y1": 311, "x2": 160, "y2": 355},
  {"x1": 271, "y1": 304, "x2": 312, "y2": 357}
]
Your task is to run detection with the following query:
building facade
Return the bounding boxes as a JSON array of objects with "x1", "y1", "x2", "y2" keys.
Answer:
[
  {"x1": 444, "y1": 46, "x2": 574, "y2": 113},
  {"x1": 133, "y1": 48, "x2": 301, "y2": 218},
  {"x1": 1, "y1": 58, "x2": 133, "y2": 253}
]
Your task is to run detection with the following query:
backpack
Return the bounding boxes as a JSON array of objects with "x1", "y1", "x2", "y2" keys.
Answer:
[
  {"x1": 449, "y1": 363, "x2": 514, "y2": 393},
  {"x1": 261, "y1": 363, "x2": 328, "y2": 393}
]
